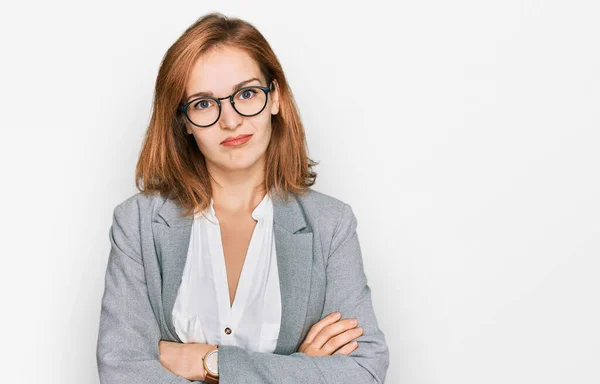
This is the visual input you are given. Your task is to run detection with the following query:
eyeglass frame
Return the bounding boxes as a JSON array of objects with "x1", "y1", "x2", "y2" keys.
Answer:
[{"x1": 178, "y1": 80, "x2": 275, "y2": 128}]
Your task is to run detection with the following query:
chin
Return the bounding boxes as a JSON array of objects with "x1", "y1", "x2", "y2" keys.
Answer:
[{"x1": 222, "y1": 155, "x2": 263, "y2": 171}]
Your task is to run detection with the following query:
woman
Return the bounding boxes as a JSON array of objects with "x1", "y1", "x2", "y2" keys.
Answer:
[{"x1": 96, "y1": 12, "x2": 389, "y2": 384}]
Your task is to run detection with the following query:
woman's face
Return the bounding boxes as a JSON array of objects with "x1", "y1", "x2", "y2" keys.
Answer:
[{"x1": 183, "y1": 46, "x2": 279, "y2": 173}]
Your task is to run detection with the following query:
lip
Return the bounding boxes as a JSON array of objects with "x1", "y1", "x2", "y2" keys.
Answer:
[{"x1": 221, "y1": 134, "x2": 253, "y2": 146}]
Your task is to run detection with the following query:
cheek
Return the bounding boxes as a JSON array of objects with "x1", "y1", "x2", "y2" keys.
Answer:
[
  {"x1": 191, "y1": 132, "x2": 217, "y2": 153},
  {"x1": 254, "y1": 121, "x2": 272, "y2": 148},
  {"x1": 257, "y1": 115, "x2": 273, "y2": 137}
]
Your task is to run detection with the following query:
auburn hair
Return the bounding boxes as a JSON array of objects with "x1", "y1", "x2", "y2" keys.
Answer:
[{"x1": 135, "y1": 12, "x2": 318, "y2": 217}]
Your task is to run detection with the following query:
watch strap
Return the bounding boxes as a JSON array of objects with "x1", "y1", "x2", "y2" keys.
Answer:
[{"x1": 204, "y1": 373, "x2": 219, "y2": 384}]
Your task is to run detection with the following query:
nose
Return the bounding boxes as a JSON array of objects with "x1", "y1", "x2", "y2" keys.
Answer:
[{"x1": 218, "y1": 97, "x2": 243, "y2": 130}]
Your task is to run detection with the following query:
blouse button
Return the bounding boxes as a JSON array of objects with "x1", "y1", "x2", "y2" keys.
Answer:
[{"x1": 224, "y1": 327, "x2": 232, "y2": 335}]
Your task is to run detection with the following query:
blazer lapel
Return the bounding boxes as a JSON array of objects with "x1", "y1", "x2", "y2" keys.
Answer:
[
  {"x1": 271, "y1": 192, "x2": 314, "y2": 355},
  {"x1": 152, "y1": 198, "x2": 192, "y2": 343},
  {"x1": 154, "y1": 190, "x2": 313, "y2": 355}
]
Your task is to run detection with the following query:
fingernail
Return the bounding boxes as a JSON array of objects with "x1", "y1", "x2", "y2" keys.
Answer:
[
  {"x1": 334, "y1": 312, "x2": 341, "y2": 318},
  {"x1": 349, "y1": 319, "x2": 357, "y2": 325}
]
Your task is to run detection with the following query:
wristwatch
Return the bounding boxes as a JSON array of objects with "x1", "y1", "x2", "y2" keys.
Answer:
[{"x1": 202, "y1": 345, "x2": 219, "y2": 384}]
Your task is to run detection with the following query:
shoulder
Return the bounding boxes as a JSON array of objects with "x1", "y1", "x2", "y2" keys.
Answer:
[
  {"x1": 295, "y1": 187, "x2": 358, "y2": 246},
  {"x1": 295, "y1": 187, "x2": 347, "y2": 209},
  {"x1": 111, "y1": 190, "x2": 169, "y2": 227}
]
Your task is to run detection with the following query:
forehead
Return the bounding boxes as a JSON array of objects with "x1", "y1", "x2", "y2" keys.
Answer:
[{"x1": 186, "y1": 46, "x2": 263, "y2": 95}]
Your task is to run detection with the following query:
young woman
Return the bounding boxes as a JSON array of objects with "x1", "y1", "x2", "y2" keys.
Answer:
[{"x1": 96, "y1": 12, "x2": 389, "y2": 384}]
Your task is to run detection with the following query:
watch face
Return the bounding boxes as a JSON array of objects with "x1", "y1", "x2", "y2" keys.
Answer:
[{"x1": 206, "y1": 350, "x2": 218, "y2": 374}]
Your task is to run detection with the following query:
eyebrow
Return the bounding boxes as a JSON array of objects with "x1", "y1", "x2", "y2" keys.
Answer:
[{"x1": 186, "y1": 77, "x2": 261, "y2": 100}]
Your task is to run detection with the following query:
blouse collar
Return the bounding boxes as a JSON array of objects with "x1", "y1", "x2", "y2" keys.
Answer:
[{"x1": 197, "y1": 192, "x2": 272, "y2": 224}]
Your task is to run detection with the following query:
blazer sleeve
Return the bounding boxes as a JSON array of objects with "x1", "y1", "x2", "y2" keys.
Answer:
[
  {"x1": 217, "y1": 202, "x2": 390, "y2": 383},
  {"x1": 96, "y1": 204, "x2": 195, "y2": 384}
]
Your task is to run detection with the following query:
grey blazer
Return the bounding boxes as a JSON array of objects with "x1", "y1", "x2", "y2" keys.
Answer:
[{"x1": 96, "y1": 187, "x2": 389, "y2": 383}]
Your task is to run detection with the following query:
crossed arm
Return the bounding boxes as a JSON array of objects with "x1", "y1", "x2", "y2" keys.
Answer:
[{"x1": 96, "y1": 203, "x2": 389, "y2": 383}]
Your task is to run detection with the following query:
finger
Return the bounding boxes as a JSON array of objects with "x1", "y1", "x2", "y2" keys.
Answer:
[
  {"x1": 333, "y1": 341, "x2": 358, "y2": 355},
  {"x1": 322, "y1": 327, "x2": 363, "y2": 354},
  {"x1": 302, "y1": 312, "x2": 341, "y2": 346},
  {"x1": 312, "y1": 318, "x2": 358, "y2": 350}
]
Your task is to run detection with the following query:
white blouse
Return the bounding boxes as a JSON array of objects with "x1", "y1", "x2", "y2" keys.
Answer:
[{"x1": 172, "y1": 192, "x2": 282, "y2": 353}]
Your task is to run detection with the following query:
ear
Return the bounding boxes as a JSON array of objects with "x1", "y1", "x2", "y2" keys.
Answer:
[
  {"x1": 177, "y1": 112, "x2": 194, "y2": 135},
  {"x1": 270, "y1": 79, "x2": 280, "y2": 116},
  {"x1": 184, "y1": 119, "x2": 193, "y2": 135}
]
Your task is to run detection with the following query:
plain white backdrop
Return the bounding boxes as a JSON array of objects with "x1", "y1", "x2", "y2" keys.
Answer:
[{"x1": 0, "y1": 1, "x2": 598, "y2": 383}]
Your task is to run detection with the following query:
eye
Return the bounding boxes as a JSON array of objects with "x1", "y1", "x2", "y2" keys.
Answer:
[
  {"x1": 191, "y1": 98, "x2": 216, "y2": 111},
  {"x1": 238, "y1": 88, "x2": 257, "y2": 100}
]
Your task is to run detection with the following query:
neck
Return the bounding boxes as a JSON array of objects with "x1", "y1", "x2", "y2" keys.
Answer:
[{"x1": 206, "y1": 157, "x2": 267, "y2": 215}]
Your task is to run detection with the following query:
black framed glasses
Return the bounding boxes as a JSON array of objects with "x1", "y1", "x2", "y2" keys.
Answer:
[{"x1": 179, "y1": 81, "x2": 274, "y2": 128}]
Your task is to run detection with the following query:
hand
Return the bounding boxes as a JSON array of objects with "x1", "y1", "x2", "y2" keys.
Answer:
[
  {"x1": 158, "y1": 340, "x2": 215, "y2": 381},
  {"x1": 297, "y1": 312, "x2": 363, "y2": 356}
]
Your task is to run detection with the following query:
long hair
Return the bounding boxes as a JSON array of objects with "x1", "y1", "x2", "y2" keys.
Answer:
[{"x1": 135, "y1": 12, "x2": 318, "y2": 217}]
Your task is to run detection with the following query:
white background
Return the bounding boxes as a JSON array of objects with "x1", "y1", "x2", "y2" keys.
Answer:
[{"x1": 1, "y1": 1, "x2": 598, "y2": 383}]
